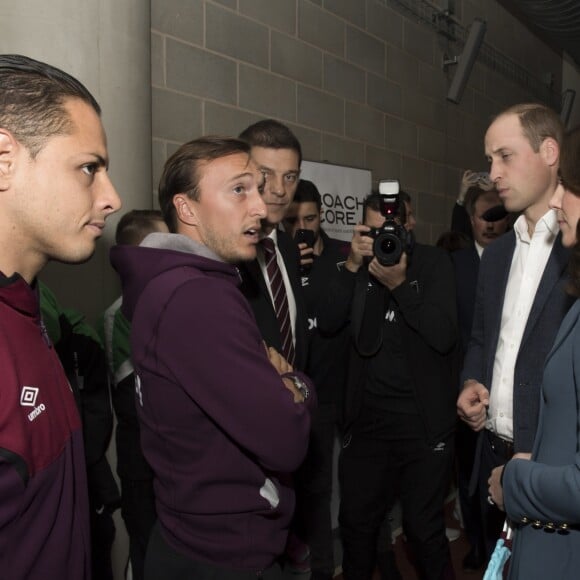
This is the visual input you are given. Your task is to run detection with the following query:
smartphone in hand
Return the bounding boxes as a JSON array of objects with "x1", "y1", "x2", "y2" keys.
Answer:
[
  {"x1": 294, "y1": 228, "x2": 315, "y2": 247},
  {"x1": 295, "y1": 229, "x2": 315, "y2": 274}
]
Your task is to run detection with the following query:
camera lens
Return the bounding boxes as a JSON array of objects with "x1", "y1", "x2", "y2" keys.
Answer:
[{"x1": 380, "y1": 238, "x2": 397, "y2": 255}]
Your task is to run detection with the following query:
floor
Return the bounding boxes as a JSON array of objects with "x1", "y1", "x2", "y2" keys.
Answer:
[{"x1": 283, "y1": 499, "x2": 485, "y2": 580}]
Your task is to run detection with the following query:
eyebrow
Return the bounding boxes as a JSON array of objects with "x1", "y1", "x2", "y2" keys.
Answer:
[
  {"x1": 90, "y1": 153, "x2": 109, "y2": 170},
  {"x1": 228, "y1": 171, "x2": 254, "y2": 182},
  {"x1": 489, "y1": 147, "x2": 510, "y2": 156},
  {"x1": 258, "y1": 165, "x2": 299, "y2": 175},
  {"x1": 258, "y1": 172, "x2": 266, "y2": 190}
]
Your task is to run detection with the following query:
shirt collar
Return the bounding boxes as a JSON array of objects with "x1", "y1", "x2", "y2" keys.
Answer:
[{"x1": 513, "y1": 208, "x2": 558, "y2": 243}]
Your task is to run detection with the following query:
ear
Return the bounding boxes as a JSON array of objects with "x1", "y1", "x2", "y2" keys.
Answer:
[
  {"x1": 0, "y1": 129, "x2": 18, "y2": 192},
  {"x1": 540, "y1": 137, "x2": 559, "y2": 167},
  {"x1": 173, "y1": 194, "x2": 199, "y2": 227}
]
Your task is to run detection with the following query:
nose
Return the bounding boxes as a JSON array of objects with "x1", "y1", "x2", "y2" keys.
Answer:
[
  {"x1": 267, "y1": 174, "x2": 285, "y2": 197},
  {"x1": 549, "y1": 183, "x2": 564, "y2": 210},
  {"x1": 489, "y1": 160, "x2": 500, "y2": 183},
  {"x1": 251, "y1": 188, "x2": 267, "y2": 218},
  {"x1": 97, "y1": 174, "x2": 122, "y2": 216}
]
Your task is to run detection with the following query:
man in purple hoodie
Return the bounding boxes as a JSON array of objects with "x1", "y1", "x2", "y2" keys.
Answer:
[
  {"x1": 111, "y1": 136, "x2": 315, "y2": 579},
  {"x1": 0, "y1": 55, "x2": 121, "y2": 578}
]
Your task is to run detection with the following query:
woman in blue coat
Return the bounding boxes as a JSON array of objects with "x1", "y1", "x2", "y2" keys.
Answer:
[{"x1": 488, "y1": 125, "x2": 580, "y2": 578}]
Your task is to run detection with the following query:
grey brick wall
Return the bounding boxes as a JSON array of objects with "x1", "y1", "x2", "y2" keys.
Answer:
[{"x1": 151, "y1": 0, "x2": 563, "y2": 243}]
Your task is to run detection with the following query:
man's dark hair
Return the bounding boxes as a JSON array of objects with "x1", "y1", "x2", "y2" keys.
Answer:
[
  {"x1": 0, "y1": 54, "x2": 100, "y2": 158},
  {"x1": 294, "y1": 179, "x2": 321, "y2": 211},
  {"x1": 464, "y1": 186, "x2": 501, "y2": 217},
  {"x1": 158, "y1": 136, "x2": 251, "y2": 233},
  {"x1": 363, "y1": 191, "x2": 408, "y2": 225},
  {"x1": 115, "y1": 209, "x2": 165, "y2": 246},
  {"x1": 239, "y1": 119, "x2": 302, "y2": 164}
]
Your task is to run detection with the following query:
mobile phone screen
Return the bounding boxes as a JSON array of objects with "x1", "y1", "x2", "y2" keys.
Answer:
[{"x1": 295, "y1": 229, "x2": 315, "y2": 247}]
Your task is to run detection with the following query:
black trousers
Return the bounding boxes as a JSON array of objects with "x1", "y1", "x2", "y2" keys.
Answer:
[
  {"x1": 456, "y1": 421, "x2": 484, "y2": 554},
  {"x1": 121, "y1": 479, "x2": 157, "y2": 580},
  {"x1": 145, "y1": 522, "x2": 284, "y2": 580},
  {"x1": 294, "y1": 403, "x2": 339, "y2": 577},
  {"x1": 339, "y1": 408, "x2": 454, "y2": 580},
  {"x1": 90, "y1": 507, "x2": 116, "y2": 580}
]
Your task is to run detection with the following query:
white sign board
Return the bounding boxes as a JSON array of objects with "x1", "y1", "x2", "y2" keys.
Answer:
[{"x1": 300, "y1": 161, "x2": 372, "y2": 242}]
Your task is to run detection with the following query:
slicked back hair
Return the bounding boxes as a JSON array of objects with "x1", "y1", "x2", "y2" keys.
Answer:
[
  {"x1": 158, "y1": 136, "x2": 251, "y2": 233},
  {"x1": 0, "y1": 54, "x2": 100, "y2": 158}
]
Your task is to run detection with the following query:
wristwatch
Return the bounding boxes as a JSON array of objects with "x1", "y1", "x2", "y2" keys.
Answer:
[{"x1": 283, "y1": 373, "x2": 310, "y2": 400}]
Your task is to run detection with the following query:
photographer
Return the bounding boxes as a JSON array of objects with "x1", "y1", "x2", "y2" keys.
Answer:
[{"x1": 320, "y1": 191, "x2": 458, "y2": 579}]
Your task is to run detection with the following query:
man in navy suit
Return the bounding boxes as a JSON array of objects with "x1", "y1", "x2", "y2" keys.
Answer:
[
  {"x1": 457, "y1": 103, "x2": 573, "y2": 558},
  {"x1": 454, "y1": 186, "x2": 510, "y2": 351},
  {"x1": 452, "y1": 185, "x2": 508, "y2": 570}
]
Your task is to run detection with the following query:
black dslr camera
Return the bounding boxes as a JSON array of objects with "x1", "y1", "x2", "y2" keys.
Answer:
[{"x1": 364, "y1": 180, "x2": 414, "y2": 266}]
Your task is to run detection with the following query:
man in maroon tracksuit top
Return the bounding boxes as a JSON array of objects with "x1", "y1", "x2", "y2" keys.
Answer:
[{"x1": 0, "y1": 55, "x2": 121, "y2": 579}]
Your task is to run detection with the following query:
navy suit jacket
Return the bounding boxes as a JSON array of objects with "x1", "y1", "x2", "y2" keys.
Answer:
[
  {"x1": 238, "y1": 229, "x2": 309, "y2": 371},
  {"x1": 461, "y1": 230, "x2": 573, "y2": 452}
]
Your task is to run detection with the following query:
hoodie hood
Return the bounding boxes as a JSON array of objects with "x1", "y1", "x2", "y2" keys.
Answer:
[{"x1": 110, "y1": 232, "x2": 241, "y2": 322}]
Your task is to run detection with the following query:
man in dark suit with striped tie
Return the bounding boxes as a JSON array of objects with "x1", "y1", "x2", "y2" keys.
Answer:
[
  {"x1": 238, "y1": 120, "x2": 311, "y2": 573},
  {"x1": 238, "y1": 119, "x2": 309, "y2": 371}
]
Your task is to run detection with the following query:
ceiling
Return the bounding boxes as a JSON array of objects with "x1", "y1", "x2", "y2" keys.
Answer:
[{"x1": 501, "y1": 0, "x2": 580, "y2": 66}]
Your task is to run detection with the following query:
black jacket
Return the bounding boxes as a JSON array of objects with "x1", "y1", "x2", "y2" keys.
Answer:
[
  {"x1": 319, "y1": 243, "x2": 459, "y2": 443},
  {"x1": 301, "y1": 230, "x2": 350, "y2": 405}
]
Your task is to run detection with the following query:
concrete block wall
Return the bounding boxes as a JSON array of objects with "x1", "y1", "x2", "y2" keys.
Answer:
[{"x1": 151, "y1": 0, "x2": 562, "y2": 243}]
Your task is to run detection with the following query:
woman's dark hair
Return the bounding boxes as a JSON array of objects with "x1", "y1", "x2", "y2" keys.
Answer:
[{"x1": 561, "y1": 126, "x2": 580, "y2": 296}]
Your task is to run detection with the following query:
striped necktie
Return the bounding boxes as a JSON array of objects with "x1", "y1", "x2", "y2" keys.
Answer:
[{"x1": 261, "y1": 237, "x2": 296, "y2": 365}]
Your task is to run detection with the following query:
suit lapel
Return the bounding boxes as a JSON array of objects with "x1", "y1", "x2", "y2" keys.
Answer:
[
  {"x1": 487, "y1": 234, "x2": 515, "y2": 349},
  {"x1": 521, "y1": 235, "x2": 568, "y2": 347}
]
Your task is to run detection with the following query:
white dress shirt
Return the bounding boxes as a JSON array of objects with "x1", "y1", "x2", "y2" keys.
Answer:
[{"x1": 486, "y1": 210, "x2": 559, "y2": 441}]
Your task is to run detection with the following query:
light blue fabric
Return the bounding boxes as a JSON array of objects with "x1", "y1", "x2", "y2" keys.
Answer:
[{"x1": 483, "y1": 538, "x2": 510, "y2": 580}]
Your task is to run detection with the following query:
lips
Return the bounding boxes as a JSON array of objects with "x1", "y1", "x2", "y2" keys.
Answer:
[
  {"x1": 86, "y1": 222, "x2": 105, "y2": 236},
  {"x1": 243, "y1": 227, "x2": 260, "y2": 242}
]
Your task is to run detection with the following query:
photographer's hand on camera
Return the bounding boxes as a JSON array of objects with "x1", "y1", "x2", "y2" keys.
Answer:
[
  {"x1": 368, "y1": 252, "x2": 407, "y2": 290},
  {"x1": 345, "y1": 224, "x2": 373, "y2": 272}
]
